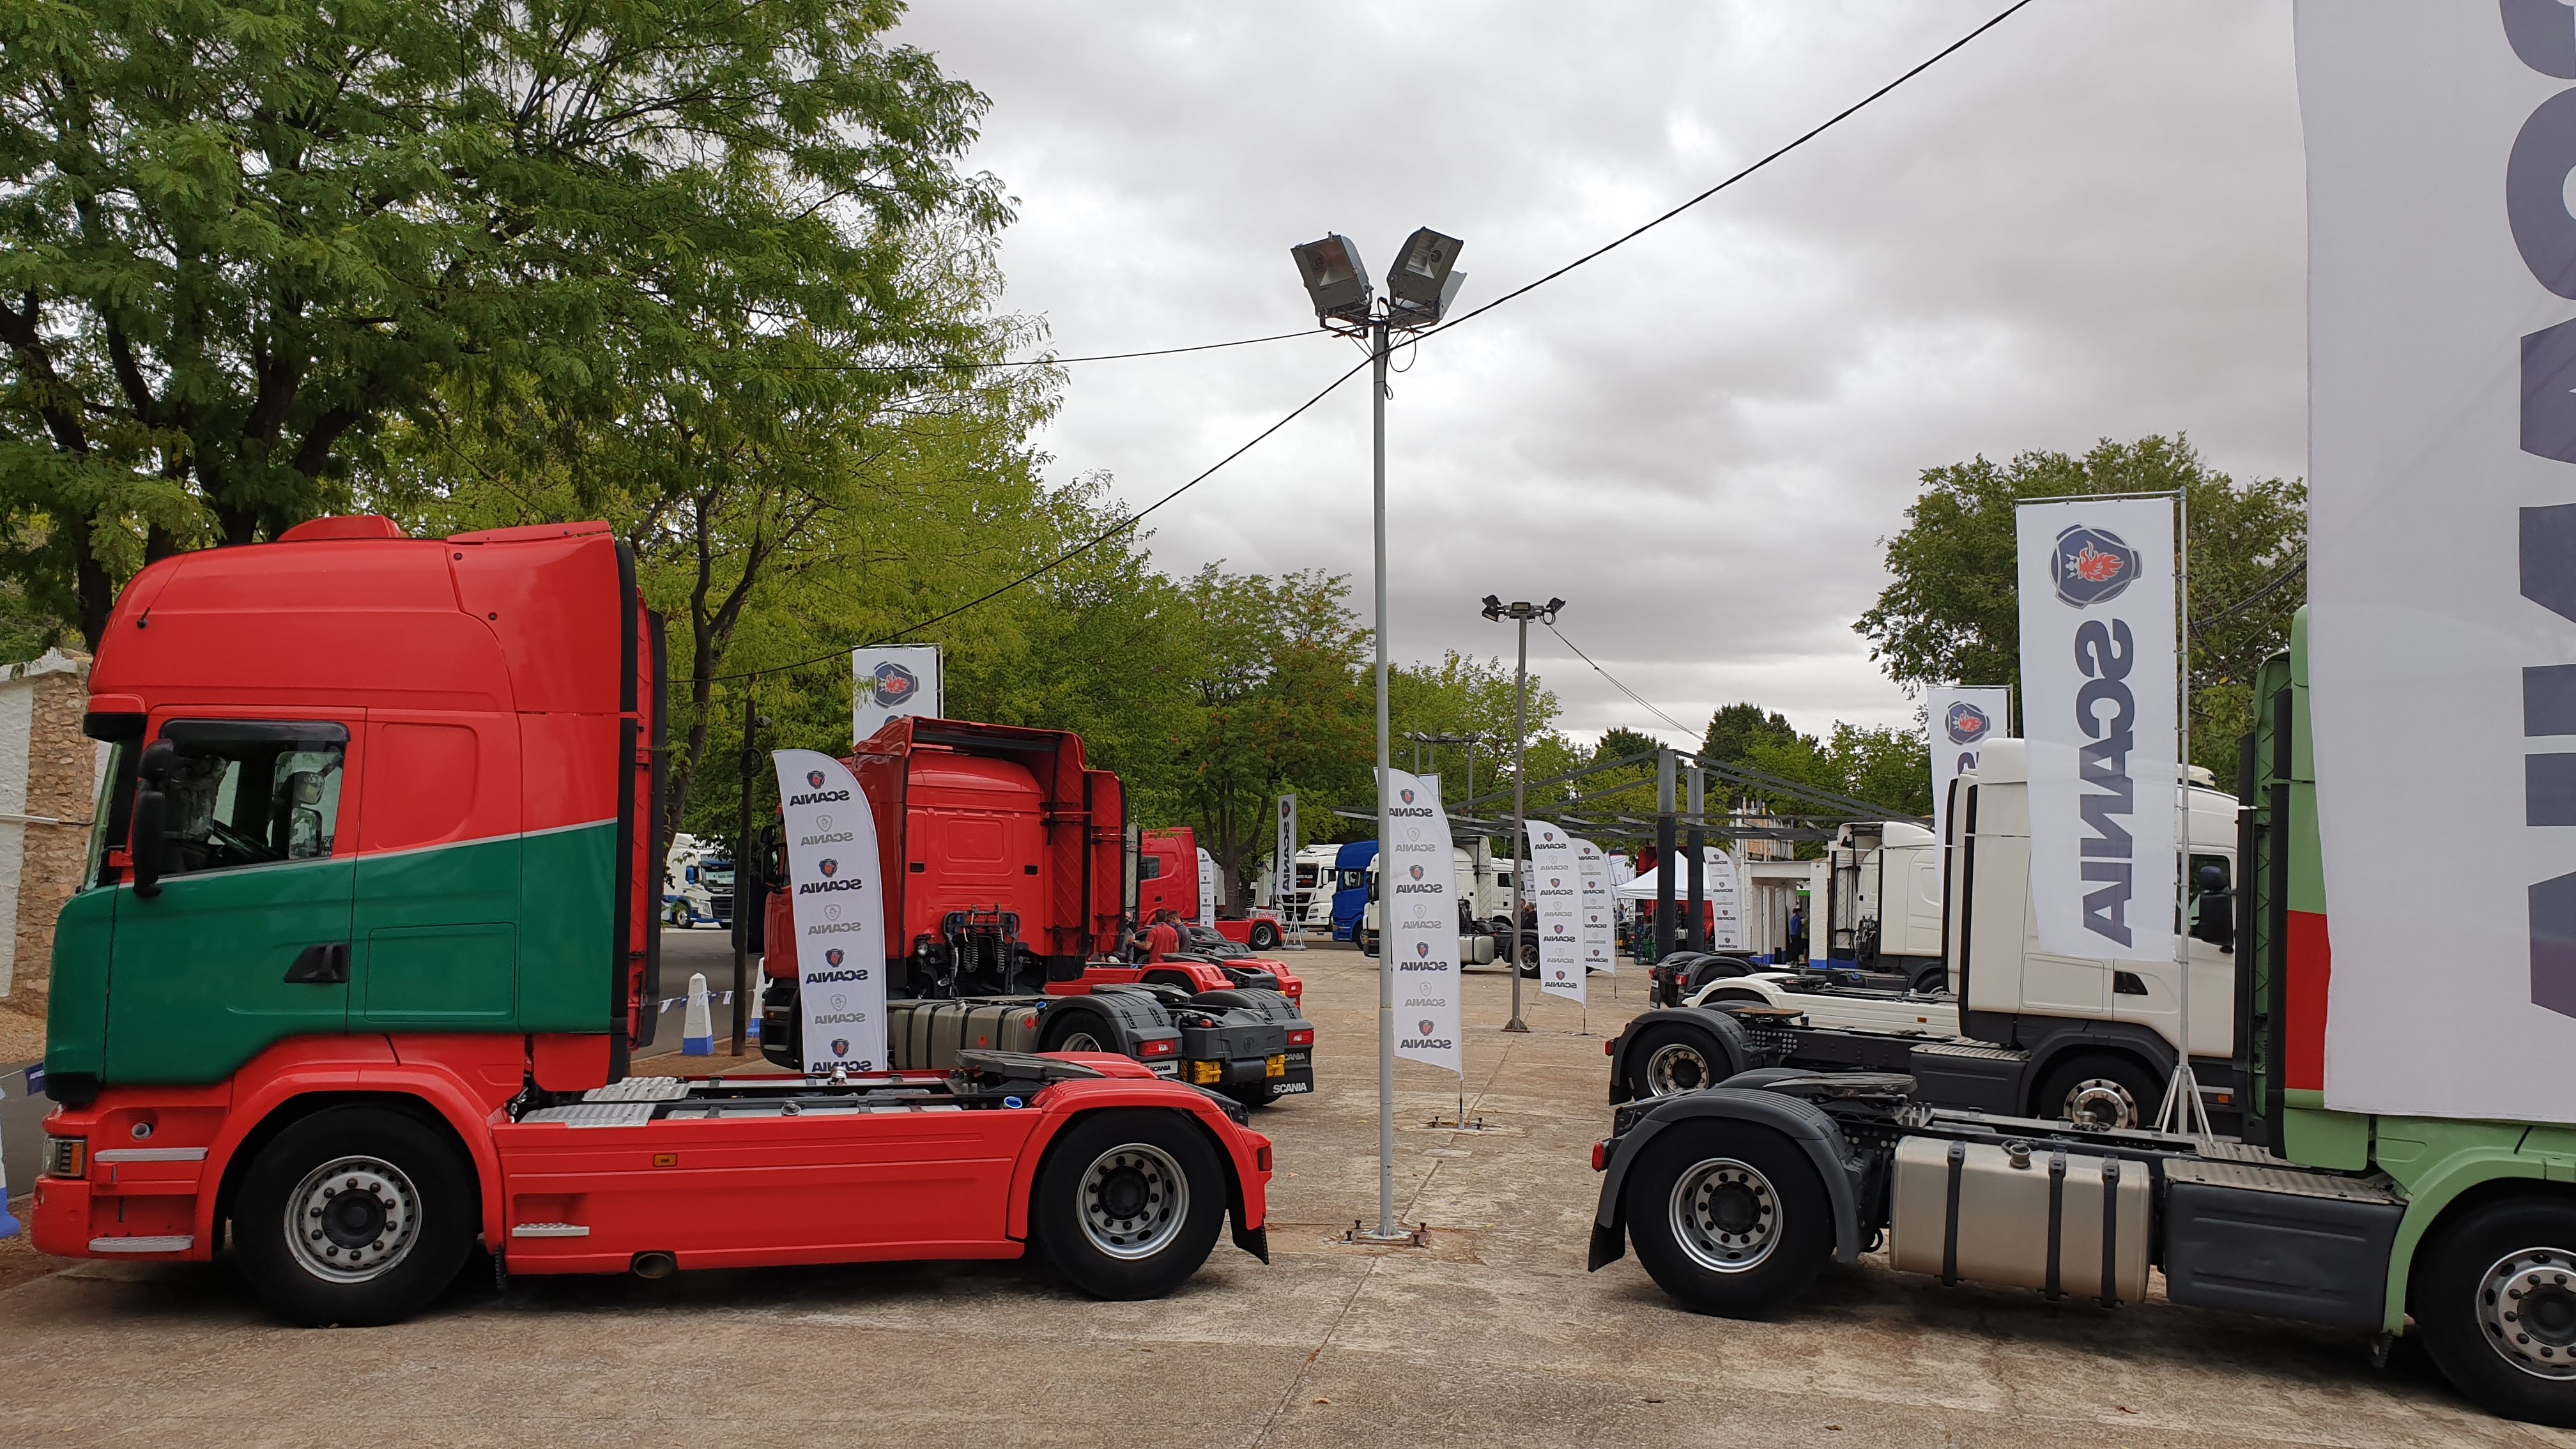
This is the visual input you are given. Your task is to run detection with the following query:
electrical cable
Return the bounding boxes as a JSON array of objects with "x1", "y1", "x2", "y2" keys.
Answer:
[
  {"x1": 702, "y1": 348, "x2": 1378, "y2": 682},
  {"x1": 1543, "y1": 622, "x2": 1701, "y2": 742},
  {"x1": 700, "y1": 0, "x2": 2038, "y2": 686},
  {"x1": 1400, "y1": 0, "x2": 2037, "y2": 348},
  {"x1": 749, "y1": 329, "x2": 1323, "y2": 374}
]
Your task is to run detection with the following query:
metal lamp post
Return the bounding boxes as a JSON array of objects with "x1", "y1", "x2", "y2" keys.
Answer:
[
  {"x1": 1480, "y1": 595, "x2": 1563, "y2": 1032},
  {"x1": 731, "y1": 704, "x2": 774, "y2": 1055},
  {"x1": 1292, "y1": 227, "x2": 1464, "y2": 1245}
]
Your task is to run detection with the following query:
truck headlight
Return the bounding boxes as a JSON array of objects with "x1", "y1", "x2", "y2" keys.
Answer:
[{"x1": 42, "y1": 1135, "x2": 85, "y2": 1179}]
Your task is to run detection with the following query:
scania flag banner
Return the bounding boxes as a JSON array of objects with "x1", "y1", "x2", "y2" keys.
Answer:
[
  {"x1": 2014, "y1": 495, "x2": 2177, "y2": 963},
  {"x1": 1703, "y1": 847, "x2": 1744, "y2": 952},
  {"x1": 2298, "y1": 4, "x2": 2576, "y2": 1120},
  {"x1": 1195, "y1": 847, "x2": 1219, "y2": 923},
  {"x1": 773, "y1": 749, "x2": 886, "y2": 1075},
  {"x1": 850, "y1": 645, "x2": 942, "y2": 747},
  {"x1": 1529, "y1": 821, "x2": 1583, "y2": 1004},
  {"x1": 1382, "y1": 768, "x2": 1461, "y2": 1074},
  {"x1": 1576, "y1": 839, "x2": 1615, "y2": 974},
  {"x1": 1274, "y1": 794, "x2": 1298, "y2": 912},
  {"x1": 1927, "y1": 686, "x2": 2013, "y2": 864}
]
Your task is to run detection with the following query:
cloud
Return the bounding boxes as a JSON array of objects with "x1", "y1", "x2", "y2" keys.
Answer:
[{"x1": 893, "y1": 0, "x2": 2304, "y2": 744}]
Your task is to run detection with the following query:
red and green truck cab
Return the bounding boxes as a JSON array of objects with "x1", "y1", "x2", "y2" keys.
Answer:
[{"x1": 31, "y1": 517, "x2": 1273, "y2": 1325}]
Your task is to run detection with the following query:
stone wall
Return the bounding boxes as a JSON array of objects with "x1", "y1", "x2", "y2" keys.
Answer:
[{"x1": 0, "y1": 650, "x2": 95, "y2": 1019}]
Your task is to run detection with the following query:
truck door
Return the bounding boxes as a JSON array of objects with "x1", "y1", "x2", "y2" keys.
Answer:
[
  {"x1": 105, "y1": 716, "x2": 362, "y2": 1083},
  {"x1": 351, "y1": 714, "x2": 522, "y2": 1029}
]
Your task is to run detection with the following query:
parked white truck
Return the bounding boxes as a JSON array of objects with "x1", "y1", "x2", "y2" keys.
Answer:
[{"x1": 1611, "y1": 741, "x2": 2243, "y2": 1130}]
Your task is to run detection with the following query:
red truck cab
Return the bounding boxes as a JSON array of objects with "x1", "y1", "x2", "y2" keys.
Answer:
[
  {"x1": 756, "y1": 719, "x2": 1315, "y2": 1105},
  {"x1": 29, "y1": 518, "x2": 1271, "y2": 1325}
]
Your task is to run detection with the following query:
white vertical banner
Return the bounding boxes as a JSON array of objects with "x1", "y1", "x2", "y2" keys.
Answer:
[
  {"x1": 851, "y1": 645, "x2": 942, "y2": 746},
  {"x1": 2298, "y1": 3, "x2": 2576, "y2": 1119},
  {"x1": 1928, "y1": 686, "x2": 2012, "y2": 859},
  {"x1": 774, "y1": 749, "x2": 886, "y2": 1075},
  {"x1": 1529, "y1": 821, "x2": 1583, "y2": 1003},
  {"x1": 1576, "y1": 839, "x2": 1614, "y2": 974},
  {"x1": 1274, "y1": 793, "x2": 1298, "y2": 912},
  {"x1": 2015, "y1": 495, "x2": 2179, "y2": 963},
  {"x1": 1383, "y1": 769, "x2": 1461, "y2": 1073},
  {"x1": 1195, "y1": 847, "x2": 1219, "y2": 923},
  {"x1": 1703, "y1": 847, "x2": 1744, "y2": 952}
]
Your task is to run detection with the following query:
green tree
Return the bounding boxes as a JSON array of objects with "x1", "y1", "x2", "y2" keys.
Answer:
[
  {"x1": 0, "y1": 0, "x2": 1001, "y2": 645},
  {"x1": 1744, "y1": 722, "x2": 1933, "y2": 820},
  {"x1": 1172, "y1": 567, "x2": 1370, "y2": 907},
  {"x1": 1700, "y1": 702, "x2": 1800, "y2": 767},
  {"x1": 1854, "y1": 435, "x2": 2304, "y2": 779}
]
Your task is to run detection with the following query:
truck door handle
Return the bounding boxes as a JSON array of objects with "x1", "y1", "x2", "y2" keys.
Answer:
[{"x1": 284, "y1": 942, "x2": 350, "y2": 985}]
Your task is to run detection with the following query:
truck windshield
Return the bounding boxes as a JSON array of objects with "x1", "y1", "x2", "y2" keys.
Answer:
[{"x1": 703, "y1": 864, "x2": 733, "y2": 887}]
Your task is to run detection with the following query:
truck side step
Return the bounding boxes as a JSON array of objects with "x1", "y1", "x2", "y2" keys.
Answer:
[
  {"x1": 1905, "y1": 1042, "x2": 2029, "y2": 1116},
  {"x1": 521, "y1": 1101, "x2": 661, "y2": 1128},
  {"x1": 585, "y1": 1077, "x2": 691, "y2": 1102},
  {"x1": 2161, "y1": 1158, "x2": 2404, "y2": 1328}
]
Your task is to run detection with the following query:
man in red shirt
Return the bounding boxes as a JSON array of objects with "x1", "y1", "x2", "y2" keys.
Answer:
[{"x1": 1141, "y1": 909, "x2": 1184, "y2": 963}]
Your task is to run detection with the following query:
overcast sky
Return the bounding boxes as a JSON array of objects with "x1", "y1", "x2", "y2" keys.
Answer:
[{"x1": 891, "y1": 1, "x2": 2305, "y2": 748}]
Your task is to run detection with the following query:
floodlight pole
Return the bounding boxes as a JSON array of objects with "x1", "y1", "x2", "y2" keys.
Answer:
[
  {"x1": 1368, "y1": 312, "x2": 1402, "y2": 1241},
  {"x1": 1506, "y1": 614, "x2": 1532, "y2": 1033}
]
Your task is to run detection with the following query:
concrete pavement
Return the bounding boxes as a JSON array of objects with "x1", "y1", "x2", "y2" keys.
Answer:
[{"x1": 0, "y1": 946, "x2": 2561, "y2": 1446}]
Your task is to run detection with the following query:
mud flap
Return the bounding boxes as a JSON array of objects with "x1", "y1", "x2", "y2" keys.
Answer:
[{"x1": 1232, "y1": 1220, "x2": 1271, "y2": 1263}]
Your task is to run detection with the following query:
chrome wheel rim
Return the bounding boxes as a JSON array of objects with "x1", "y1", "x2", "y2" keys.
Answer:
[
  {"x1": 1644, "y1": 1041, "x2": 1712, "y2": 1096},
  {"x1": 2478, "y1": 1246, "x2": 2576, "y2": 1378},
  {"x1": 1058, "y1": 1030, "x2": 1104, "y2": 1053},
  {"x1": 1669, "y1": 1156, "x2": 1780, "y2": 1274},
  {"x1": 1078, "y1": 1144, "x2": 1188, "y2": 1260},
  {"x1": 2060, "y1": 1078, "x2": 2138, "y2": 1129},
  {"x1": 286, "y1": 1155, "x2": 420, "y2": 1284}
]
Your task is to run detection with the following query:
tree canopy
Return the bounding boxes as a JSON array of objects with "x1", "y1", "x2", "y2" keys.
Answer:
[{"x1": 1854, "y1": 435, "x2": 2304, "y2": 779}]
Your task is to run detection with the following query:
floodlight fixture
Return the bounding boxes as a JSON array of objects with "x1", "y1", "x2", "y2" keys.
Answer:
[
  {"x1": 1290, "y1": 234, "x2": 1374, "y2": 327},
  {"x1": 1480, "y1": 594, "x2": 1505, "y2": 620},
  {"x1": 1386, "y1": 227, "x2": 1466, "y2": 330}
]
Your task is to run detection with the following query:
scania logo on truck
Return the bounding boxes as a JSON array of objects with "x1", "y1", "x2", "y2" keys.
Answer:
[
  {"x1": 2053, "y1": 525, "x2": 2137, "y2": 607},
  {"x1": 1944, "y1": 700, "x2": 1993, "y2": 746}
]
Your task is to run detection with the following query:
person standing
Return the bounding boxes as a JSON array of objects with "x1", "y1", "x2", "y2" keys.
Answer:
[
  {"x1": 1786, "y1": 903, "x2": 1809, "y2": 965},
  {"x1": 1142, "y1": 908, "x2": 1184, "y2": 964}
]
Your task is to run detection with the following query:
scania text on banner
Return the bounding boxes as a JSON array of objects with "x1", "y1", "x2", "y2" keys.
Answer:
[
  {"x1": 2014, "y1": 495, "x2": 2178, "y2": 963},
  {"x1": 1530, "y1": 821, "x2": 1583, "y2": 1004}
]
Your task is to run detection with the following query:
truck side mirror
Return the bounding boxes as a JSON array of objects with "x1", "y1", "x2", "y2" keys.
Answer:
[
  {"x1": 2194, "y1": 889, "x2": 2237, "y2": 949},
  {"x1": 131, "y1": 739, "x2": 175, "y2": 898}
]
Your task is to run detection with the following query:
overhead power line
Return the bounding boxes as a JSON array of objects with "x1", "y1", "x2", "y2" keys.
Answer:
[
  {"x1": 705, "y1": 349, "x2": 1378, "y2": 682},
  {"x1": 1544, "y1": 622, "x2": 1701, "y2": 742},
  {"x1": 756, "y1": 329, "x2": 1322, "y2": 374},
  {"x1": 707, "y1": 0, "x2": 2038, "y2": 685},
  {"x1": 1400, "y1": 0, "x2": 2039, "y2": 348}
]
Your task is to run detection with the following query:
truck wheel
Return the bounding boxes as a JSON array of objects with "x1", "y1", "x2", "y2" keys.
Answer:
[
  {"x1": 1625, "y1": 1119, "x2": 1831, "y2": 1317},
  {"x1": 2034, "y1": 1054, "x2": 2159, "y2": 1129},
  {"x1": 2416, "y1": 1197, "x2": 2576, "y2": 1428},
  {"x1": 231, "y1": 1105, "x2": 475, "y2": 1327},
  {"x1": 1625, "y1": 1023, "x2": 1729, "y2": 1099},
  {"x1": 1909, "y1": 963, "x2": 1948, "y2": 995},
  {"x1": 1248, "y1": 922, "x2": 1280, "y2": 951},
  {"x1": 1519, "y1": 941, "x2": 1540, "y2": 977},
  {"x1": 1032, "y1": 1109, "x2": 1227, "y2": 1300},
  {"x1": 667, "y1": 901, "x2": 691, "y2": 928},
  {"x1": 1041, "y1": 1011, "x2": 1114, "y2": 1055}
]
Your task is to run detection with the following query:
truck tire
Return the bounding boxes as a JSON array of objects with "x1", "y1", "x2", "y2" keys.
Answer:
[
  {"x1": 1032, "y1": 1108, "x2": 1227, "y2": 1300},
  {"x1": 1519, "y1": 940, "x2": 1540, "y2": 976},
  {"x1": 667, "y1": 901, "x2": 691, "y2": 928},
  {"x1": 231, "y1": 1105, "x2": 476, "y2": 1327},
  {"x1": 1624, "y1": 1023, "x2": 1731, "y2": 1100},
  {"x1": 2415, "y1": 1197, "x2": 2576, "y2": 1428},
  {"x1": 2034, "y1": 1052, "x2": 2159, "y2": 1129},
  {"x1": 1909, "y1": 962, "x2": 1947, "y2": 995},
  {"x1": 1041, "y1": 1009, "x2": 1117, "y2": 1055},
  {"x1": 1625, "y1": 1119, "x2": 1832, "y2": 1317},
  {"x1": 1248, "y1": 921, "x2": 1280, "y2": 951}
]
